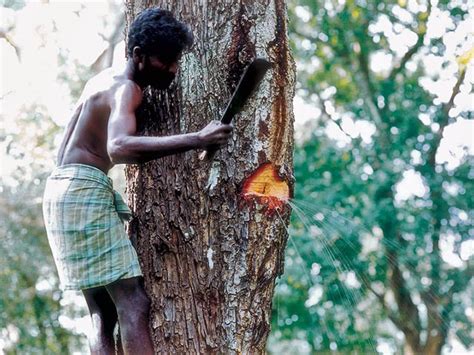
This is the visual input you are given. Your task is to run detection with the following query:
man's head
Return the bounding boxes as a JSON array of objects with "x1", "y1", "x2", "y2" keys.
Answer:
[{"x1": 127, "y1": 8, "x2": 193, "y2": 89}]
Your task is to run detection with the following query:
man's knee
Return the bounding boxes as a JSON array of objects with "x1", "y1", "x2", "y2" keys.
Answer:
[
  {"x1": 117, "y1": 293, "x2": 150, "y2": 326},
  {"x1": 107, "y1": 278, "x2": 151, "y2": 321}
]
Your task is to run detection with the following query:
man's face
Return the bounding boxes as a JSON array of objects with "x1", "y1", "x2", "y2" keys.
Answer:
[{"x1": 144, "y1": 55, "x2": 179, "y2": 89}]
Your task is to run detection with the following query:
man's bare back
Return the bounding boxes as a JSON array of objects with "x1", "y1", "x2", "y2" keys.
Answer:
[{"x1": 57, "y1": 68, "x2": 130, "y2": 173}]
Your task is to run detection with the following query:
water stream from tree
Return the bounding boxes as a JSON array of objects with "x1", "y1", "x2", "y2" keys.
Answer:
[{"x1": 269, "y1": 198, "x2": 452, "y2": 354}]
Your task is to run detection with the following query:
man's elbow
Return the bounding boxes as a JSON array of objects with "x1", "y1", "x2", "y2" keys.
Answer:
[{"x1": 107, "y1": 137, "x2": 138, "y2": 164}]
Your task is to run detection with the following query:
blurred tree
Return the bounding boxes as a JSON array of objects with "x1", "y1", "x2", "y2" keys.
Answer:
[
  {"x1": 0, "y1": 104, "x2": 80, "y2": 354},
  {"x1": 270, "y1": 0, "x2": 473, "y2": 354},
  {"x1": 0, "y1": 1, "x2": 125, "y2": 353}
]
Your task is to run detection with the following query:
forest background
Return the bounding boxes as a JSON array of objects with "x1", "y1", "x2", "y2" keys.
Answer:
[{"x1": 0, "y1": 0, "x2": 472, "y2": 354}]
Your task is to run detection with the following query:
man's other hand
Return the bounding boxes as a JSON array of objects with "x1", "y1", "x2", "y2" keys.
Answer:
[{"x1": 198, "y1": 120, "x2": 233, "y2": 148}]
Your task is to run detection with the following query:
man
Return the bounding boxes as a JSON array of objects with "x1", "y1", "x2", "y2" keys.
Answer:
[{"x1": 42, "y1": 8, "x2": 232, "y2": 355}]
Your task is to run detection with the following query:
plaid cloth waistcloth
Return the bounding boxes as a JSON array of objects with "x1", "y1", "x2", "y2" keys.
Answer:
[{"x1": 42, "y1": 163, "x2": 142, "y2": 291}]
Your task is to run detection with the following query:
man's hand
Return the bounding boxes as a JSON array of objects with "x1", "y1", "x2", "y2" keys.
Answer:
[{"x1": 198, "y1": 120, "x2": 233, "y2": 149}]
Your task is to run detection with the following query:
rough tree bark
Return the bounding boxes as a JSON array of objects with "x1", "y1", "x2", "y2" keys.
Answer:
[{"x1": 124, "y1": 1, "x2": 295, "y2": 353}]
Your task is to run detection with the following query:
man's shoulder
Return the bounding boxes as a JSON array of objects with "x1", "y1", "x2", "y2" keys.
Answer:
[
  {"x1": 89, "y1": 68, "x2": 138, "y2": 92},
  {"x1": 112, "y1": 79, "x2": 143, "y2": 109},
  {"x1": 114, "y1": 79, "x2": 142, "y2": 97},
  {"x1": 81, "y1": 68, "x2": 142, "y2": 104}
]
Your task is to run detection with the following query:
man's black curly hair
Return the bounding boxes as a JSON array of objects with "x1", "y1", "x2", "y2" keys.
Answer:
[{"x1": 127, "y1": 7, "x2": 193, "y2": 64}]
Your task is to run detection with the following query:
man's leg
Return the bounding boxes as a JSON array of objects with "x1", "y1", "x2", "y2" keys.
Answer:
[
  {"x1": 82, "y1": 286, "x2": 119, "y2": 355},
  {"x1": 106, "y1": 276, "x2": 154, "y2": 355}
]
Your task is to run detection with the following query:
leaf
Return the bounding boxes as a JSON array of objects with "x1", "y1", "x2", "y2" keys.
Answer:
[{"x1": 457, "y1": 47, "x2": 474, "y2": 69}]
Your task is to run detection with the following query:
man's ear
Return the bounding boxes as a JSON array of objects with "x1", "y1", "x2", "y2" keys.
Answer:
[{"x1": 132, "y1": 46, "x2": 144, "y2": 65}]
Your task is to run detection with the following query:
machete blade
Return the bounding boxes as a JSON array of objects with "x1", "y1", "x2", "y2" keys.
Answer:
[
  {"x1": 199, "y1": 58, "x2": 272, "y2": 161},
  {"x1": 221, "y1": 58, "x2": 272, "y2": 124}
]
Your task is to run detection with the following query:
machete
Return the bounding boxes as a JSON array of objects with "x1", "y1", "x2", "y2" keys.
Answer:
[{"x1": 199, "y1": 58, "x2": 272, "y2": 161}]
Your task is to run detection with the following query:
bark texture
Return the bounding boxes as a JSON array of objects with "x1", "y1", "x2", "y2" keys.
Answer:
[{"x1": 124, "y1": 1, "x2": 295, "y2": 353}]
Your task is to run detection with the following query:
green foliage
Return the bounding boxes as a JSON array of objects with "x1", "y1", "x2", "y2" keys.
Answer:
[
  {"x1": 1, "y1": 1, "x2": 472, "y2": 353},
  {"x1": 1, "y1": 181, "x2": 70, "y2": 354},
  {"x1": 0, "y1": 105, "x2": 89, "y2": 353},
  {"x1": 1, "y1": 2, "x2": 124, "y2": 351},
  {"x1": 270, "y1": 0, "x2": 473, "y2": 353}
]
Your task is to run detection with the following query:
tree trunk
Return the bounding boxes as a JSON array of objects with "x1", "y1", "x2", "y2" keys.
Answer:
[{"x1": 124, "y1": 1, "x2": 295, "y2": 353}]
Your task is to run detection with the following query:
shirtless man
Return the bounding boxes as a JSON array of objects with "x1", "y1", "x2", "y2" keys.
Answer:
[{"x1": 42, "y1": 8, "x2": 232, "y2": 355}]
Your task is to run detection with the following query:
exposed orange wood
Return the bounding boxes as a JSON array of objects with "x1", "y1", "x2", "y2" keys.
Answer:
[{"x1": 242, "y1": 163, "x2": 290, "y2": 210}]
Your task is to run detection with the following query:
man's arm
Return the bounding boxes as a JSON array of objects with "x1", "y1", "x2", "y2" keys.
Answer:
[{"x1": 107, "y1": 81, "x2": 232, "y2": 165}]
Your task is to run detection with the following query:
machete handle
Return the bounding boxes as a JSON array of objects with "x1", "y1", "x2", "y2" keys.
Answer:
[
  {"x1": 198, "y1": 150, "x2": 208, "y2": 160},
  {"x1": 198, "y1": 145, "x2": 218, "y2": 161}
]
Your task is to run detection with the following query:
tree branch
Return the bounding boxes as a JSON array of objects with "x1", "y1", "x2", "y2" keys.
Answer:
[
  {"x1": 365, "y1": 282, "x2": 406, "y2": 330},
  {"x1": 353, "y1": 39, "x2": 385, "y2": 130},
  {"x1": 0, "y1": 29, "x2": 21, "y2": 61},
  {"x1": 91, "y1": 14, "x2": 126, "y2": 72},
  {"x1": 337, "y1": 5, "x2": 386, "y2": 132},
  {"x1": 315, "y1": 93, "x2": 353, "y2": 140},
  {"x1": 384, "y1": 11, "x2": 419, "y2": 33},
  {"x1": 412, "y1": 64, "x2": 469, "y2": 353},
  {"x1": 387, "y1": 2, "x2": 432, "y2": 82},
  {"x1": 386, "y1": 247, "x2": 422, "y2": 350},
  {"x1": 428, "y1": 67, "x2": 467, "y2": 166}
]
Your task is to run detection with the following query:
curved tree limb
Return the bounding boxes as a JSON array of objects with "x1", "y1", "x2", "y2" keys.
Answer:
[
  {"x1": 428, "y1": 66, "x2": 467, "y2": 166},
  {"x1": 387, "y1": 2, "x2": 432, "y2": 83},
  {"x1": 91, "y1": 14, "x2": 126, "y2": 72},
  {"x1": 315, "y1": 92, "x2": 353, "y2": 140},
  {"x1": 0, "y1": 28, "x2": 21, "y2": 61}
]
